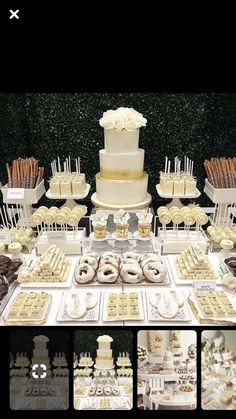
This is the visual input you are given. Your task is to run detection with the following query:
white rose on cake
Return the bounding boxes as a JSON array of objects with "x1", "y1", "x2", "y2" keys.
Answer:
[{"x1": 99, "y1": 107, "x2": 147, "y2": 131}]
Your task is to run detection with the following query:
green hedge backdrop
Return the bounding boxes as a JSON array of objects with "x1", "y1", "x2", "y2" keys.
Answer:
[{"x1": 0, "y1": 93, "x2": 236, "y2": 210}]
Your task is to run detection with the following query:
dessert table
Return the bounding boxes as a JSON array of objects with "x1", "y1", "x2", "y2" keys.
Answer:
[{"x1": 0, "y1": 249, "x2": 235, "y2": 326}]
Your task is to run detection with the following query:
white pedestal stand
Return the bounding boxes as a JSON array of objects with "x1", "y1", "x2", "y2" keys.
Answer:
[
  {"x1": 156, "y1": 184, "x2": 201, "y2": 208},
  {"x1": 45, "y1": 184, "x2": 90, "y2": 209}
]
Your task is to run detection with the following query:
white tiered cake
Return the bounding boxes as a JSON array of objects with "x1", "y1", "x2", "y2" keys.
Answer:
[
  {"x1": 162, "y1": 348, "x2": 174, "y2": 370},
  {"x1": 94, "y1": 107, "x2": 150, "y2": 207},
  {"x1": 95, "y1": 335, "x2": 114, "y2": 370},
  {"x1": 31, "y1": 335, "x2": 50, "y2": 366}
]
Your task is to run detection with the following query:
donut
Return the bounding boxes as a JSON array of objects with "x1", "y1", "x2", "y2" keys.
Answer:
[
  {"x1": 123, "y1": 252, "x2": 142, "y2": 262},
  {"x1": 143, "y1": 261, "x2": 166, "y2": 283},
  {"x1": 79, "y1": 255, "x2": 98, "y2": 271},
  {"x1": 97, "y1": 263, "x2": 119, "y2": 283},
  {"x1": 121, "y1": 258, "x2": 140, "y2": 267},
  {"x1": 75, "y1": 263, "x2": 95, "y2": 284},
  {"x1": 141, "y1": 254, "x2": 161, "y2": 268},
  {"x1": 86, "y1": 252, "x2": 100, "y2": 261},
  {"x1": 102, "y1": 252, "x2": 120, "y2": 263},
  {"x1": 100, "y1": 256, "x2": 119, "y2": 268},
  {"x1": 120, "y1": 263, "x2": 143, "y2": 284},
  {"x1": 88, "y1": 387, "x2": 96, "y2": 396}
]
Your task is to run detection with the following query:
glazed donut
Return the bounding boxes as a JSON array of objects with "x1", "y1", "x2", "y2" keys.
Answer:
[
  {"x1": 141, "y1": 254, "x2": 161, "y2": 268},
  {"x1": 143, "y1": 261, "x2": 166, "y2": 283},
  {"x1": 75, "y1": 263, "x2": 95, "y2": 284},
  {"x1": 97, "y1": 263, "x2": 119, "y2": 283},
  {"x1": 100, "y1": 256, "x2": 119, "y2": 268},
  {"x1": 79, "y1": 255, "x2": 98, "y2": 271},
  {"x1": 123, "y1": 252, "x2": 142, "y2": 262},
  {"x1": 120, "y1": 263, "x2": 143, "y2": 284},
  {"x1": 86, "y1": 252, "x2": 100, "y2": 261},
  {"x1": 121, "y1": 258, "x2": 140, "y2": 267},
  {"x1": 102, "y1": 252, "x2": 120, "y2": 263}
]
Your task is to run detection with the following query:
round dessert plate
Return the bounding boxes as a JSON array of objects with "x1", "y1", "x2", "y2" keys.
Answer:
[
  {"x1": 46, "y1": 183, "x2": 91, "y2": 200},
  {"x1": 89, "y1": 232, "x2": 111, "y2": 241},
  {"x1": 111, "y1": 231, "x2": 133, "y2": 241},
  {"x1": 91, "y1": 192, "x2": 152, "y2": 210},
  {"x1": 133, "y1": 231, "x2": 154, "y2": 241}
]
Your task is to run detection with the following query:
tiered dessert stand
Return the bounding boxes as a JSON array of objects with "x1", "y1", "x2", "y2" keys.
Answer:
[
  {"x1": 46, "y1": 183, "x2": 91, "y2": 209},
  {"x1": 156, "y1": 185, "x2": 201, "y2": 209}
]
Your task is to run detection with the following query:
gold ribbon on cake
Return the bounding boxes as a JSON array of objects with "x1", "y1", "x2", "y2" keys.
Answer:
[{"x1": 187, "y1": 295, "x2": 236, "y2": 326}]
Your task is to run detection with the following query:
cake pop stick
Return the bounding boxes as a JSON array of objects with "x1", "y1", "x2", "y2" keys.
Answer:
[
  {"x1": 58, "y1": 157, "x2": 61, "y2": 172},
  {"x1": 78, "y1": 157, "x2": 81, "y2": 174},
  {"x1": 164, "y1": 156, "x2": 168, "y2": 174},
  {"x1": 11, "y1": 206, "x2": 17, "y2": 227}
]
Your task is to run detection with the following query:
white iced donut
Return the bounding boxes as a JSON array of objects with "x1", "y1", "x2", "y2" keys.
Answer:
[
  {"x1": 79, "y1": 255, "x2": 98, "y2": 271},
  {"x1": 121, "y1": 258, "x2": 140, "y2": 267},
  {"x1": 143, "y1": 261, "x2": 166, "y2": 283},
  {"x1": 123, "y1": 252, "x2": 142, "y2": 262},
  {"x1": 141, "y1": 254, "x2": 161, "y2": 268},
  {"x1": 103, "y1": 252, "x2": 120, "y2": 262},
  {"x1": 86, "y1": 252, "x2": 100, "y2": 261},
  {"x1": 75, "y1": 263, "x2": 95, "y2": 284},
  {"x1": 120, "y1": 263, "x2": 143, "y2": 283},
  {"x1": 97, "y1": 263, "x2": 119, "y2": 283}
]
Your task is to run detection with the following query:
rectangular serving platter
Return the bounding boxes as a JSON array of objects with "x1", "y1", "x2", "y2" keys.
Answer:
[
  {"x1": 145, "y1": 290, "x2": 192, "y2": 322},
  {"x1": 103, "y1": 289, "x2": 144, "y2": 322},
  {"x1": 56, "y1": 290, "x2": 101, "y2": 322},
  {"x1": 166, "y1": 254, "x2": 221, "y2": 285},
  {"x1": 20, "y1": 257, "x2": 76, "y2": 288}
]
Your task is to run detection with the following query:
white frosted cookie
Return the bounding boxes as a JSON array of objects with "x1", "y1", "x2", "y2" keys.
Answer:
[
  {"x1": 157, "y1": 299, "x2": 179, "y2": 319},
  {"x1": 66, "y1": 298, "x2": 87, "y2": 319}
]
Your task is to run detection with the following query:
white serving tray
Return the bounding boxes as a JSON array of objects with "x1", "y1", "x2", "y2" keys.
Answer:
[
  {"x1": 74, "y1": 257, "x2": 171, "y2": 287},
  {"x1": 189, "y1": 291, "x2": 236, "y2": 323},
  {"x1": 1, "y1": 180, "x2": 45, "y2": 205},
  {"x1": 46, "y1": 183, "x2": 90, "y2": 200},
  {"x1": 166, "y1": 253, "x2": 221, "y2": 285},
  {"x1": 204, "y1": 178, "x2": 236, "y2": 204},
  {"x1": 56, "y1": 290, "x2": 101, "y2": 322},
  {"x1": 156, "y1": 184, "x2": 201, "y2": 199},
  {"x1": 103, "y1": 289, "x2": 145, "y2": 322},
  {"x1": 145, "y1": 290, "x2": 192, "y2": 322},
  {"x1": 20, "y1": 257, "x2": 76, "y2": 288}
]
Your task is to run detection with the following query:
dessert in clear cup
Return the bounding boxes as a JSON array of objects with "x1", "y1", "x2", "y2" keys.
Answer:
[
  {"x1": 113, "y1": 209, "x2": 130, "y2": 238},
  {"x1": 137, "y1": 209, "x2": 153, "y2": 237},
  {"x1": 90, "y1": 210, "x2": 108, "y2": 239}
]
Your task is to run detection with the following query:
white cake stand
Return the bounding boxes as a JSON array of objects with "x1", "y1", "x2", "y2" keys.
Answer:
[
  {"x1": 156, "y1": 184, "x2": 201, "y2": 208},
  {"x1": 91, "y1": 192, "x2": 152, "y2": 210},
  {"x1": 46, "y1": 183, "x2": 90, "y2": 209}
]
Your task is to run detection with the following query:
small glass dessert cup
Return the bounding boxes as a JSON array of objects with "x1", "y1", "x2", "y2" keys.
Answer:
[
  {"x1": 116, "y1": 223, "x2": 129, "y2": 238},
  {"x1": 138, "y1": 222, "x2": 152, "y2": 237},
  {"x1": 92, "y1": 222, "x2": 107, "y2": 239}
]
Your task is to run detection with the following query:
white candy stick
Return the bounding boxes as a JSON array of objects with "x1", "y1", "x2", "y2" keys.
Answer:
[
  {"x1": 64, "y1": 161, "x2": 66, "y2": 172},
  {"x1": 168, "y1": 160, "x2": 171, "y2": 176},
  {"x1": 165, "y1": 156, "x2": 168, "y2": 173},
  {"x1": 57, "y1": 157, "x2": 61, "y2": 173},
  {"x1": 69, "y1": 156, "x2": 71, "y2": 173},
  {"x1": 78, "y1": 157, "x2": 81, "y2": 174},
  {"x1": 11, "y1": 205, "x2": 17, "y2": 227},
  {"x1": 3, "y1": 205, "x2": 9, "y2": 228},
  {"x1": 0, "y1": 208, "x2": 6, "y2": 228},
  {"x1": 75, "y1": 159, "x2": 78, "y2": 173},
  {"x1": 191, "y1": 161, "x2": 194, "y2": 176}
]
